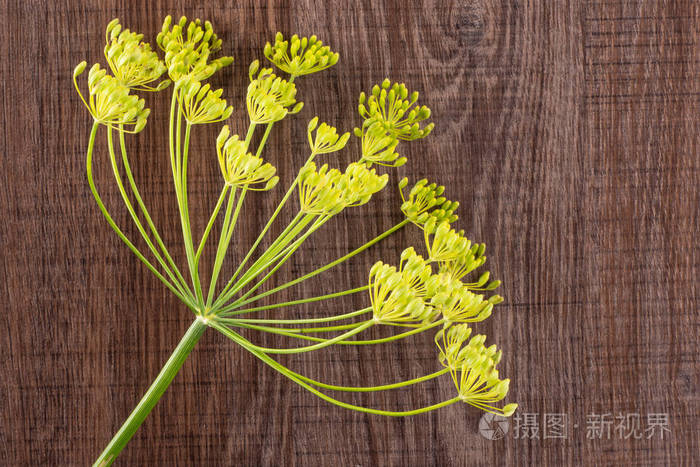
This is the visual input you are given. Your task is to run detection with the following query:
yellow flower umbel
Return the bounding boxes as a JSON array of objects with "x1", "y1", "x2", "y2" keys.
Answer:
[
  {"x1": 246, "y1": 61, "x2": 303, "y2": 124},
  {"x1": 358, "y1": 79, "x2": 434, "y2": 141},
  {"x1": 216, "y1": 126, "x2": 278, "y2": 190},
  {"x1": 399, "y1": 178, "x2": 459, "y2": 227},
  {"x1": 435, "y1": 329, "x2": 517, "y2": 416},
  {"x1": 424, "y1": 220, "x2": 472, "y2": 263},
  {"x1": 264, "y1": 32, "x2": 339, "y2": 78},
  {"x1": 73, "y1": 62, "x2": 150, "y2": 133},
  {"x1": 428, "y1": 274, "x2": 502, "y2": 323},
  {"x1": 104, "y1": 19, "x2": 170, "y2": 91},
  {"x1": 355, "y1": 122, "x2": 403, "y2": 167},
  {"x1": 368, "y1": 262, "x2": 432, "y2": 325},
  {"x1": 176, "y1": 76, "x2": 233, "y2": 124},
  {"x1": 307, "y1": 117, "x2": 350, "y2": 155},
  {"x1": 296, "y1": 162, "x2": 345, "y2": 215},
  {"x1": 157, "y1": 15, "x2": 233, "y2": 82}
]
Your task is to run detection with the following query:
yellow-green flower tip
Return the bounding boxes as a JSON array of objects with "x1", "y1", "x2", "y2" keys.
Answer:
[
  {"x1": 502, "y1": 403, "x2": 518, "y2": 417},
  {"x1": 356, "y1": 121, "x2": 402, "y2": 167},
  {"x1": 264, "y1": 32, "x2": 339, "y2": 77},
  {"x1": 73, "y1": 61, "x2": 87, "y2": 78},
  {"x1": 157, "y1": 15, "x2": 232, "y2": 82}
]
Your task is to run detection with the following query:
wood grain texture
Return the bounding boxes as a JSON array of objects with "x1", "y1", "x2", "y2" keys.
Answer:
[{"x1": 1, "y1": 0, "x2": 697, "y2": 465}]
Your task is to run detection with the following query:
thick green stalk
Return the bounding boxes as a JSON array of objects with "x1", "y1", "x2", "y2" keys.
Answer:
[{"x1": 93, "y1": 319, "x2": 207, "y2": 466}]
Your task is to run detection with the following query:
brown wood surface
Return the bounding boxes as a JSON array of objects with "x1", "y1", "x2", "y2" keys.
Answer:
[{"x1": 1, "y1": 0, "x2": 697, "y2": 465}]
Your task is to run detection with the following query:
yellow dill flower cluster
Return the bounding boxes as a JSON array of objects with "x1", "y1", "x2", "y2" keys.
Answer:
[
  {"x1": 216, "y1": 126, "x2": 278, "y2": 190},
  {"x1": 76, "y1": 19, "x2": 519, "y2": 465},
  {"x1": 264, "y1": 32, "x2": 339, "y2": 78},
  {"x1": 435, "y1": 325, "x2": 517, "y2": 416}
]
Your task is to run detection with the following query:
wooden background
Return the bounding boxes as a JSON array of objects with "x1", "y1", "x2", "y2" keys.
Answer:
[{"x1": 1, "y1": 0, "x2": 697, "y2": 465}]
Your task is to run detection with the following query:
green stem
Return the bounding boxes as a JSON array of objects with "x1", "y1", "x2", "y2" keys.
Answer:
[
  {"x1": 223, "y1": 320, "x2": 444, "y2": 346},
  {"x1": 215, "y1": 320, "x2": 374, "y2": 354},
  {"x1": 179, "y1": 123, "x2": 203, "y2": 305},
  {"x1": 85, "y1": 122, "x2": 196, "y2": 311},
  {"x1": 218, "y1": 152, "x2": 316, "y2": 300},
  {"x1": 216, "y1": 286, "x2": 369, "y2": 316},
  {"x1": 195, "y1": 185, "x2": 229, "y2": 265},
  {"x1": 235, "y1": 219, "x2": 410, "y2": 308},
  {"x1": 118, "y1": 127, "x2": 193, "y2": 298},
  {"x1": 215, "y1": 324, "x2": 461, "y2": 416},
  {"x1": 205, "y1": 187, "x2": 237, "y2": 307},
  {"x1": 220, "y1": 319, "x2": 366, "y2": 334},
  {"x1": 93, "y1": 319, "x2": 207, "y2": 467},
  {"x1": 106, "y1": 128, "x2": 191, "y2": 301},
  {"x1": 285, "y1": 367, "x2": 450, "y2": 393}
]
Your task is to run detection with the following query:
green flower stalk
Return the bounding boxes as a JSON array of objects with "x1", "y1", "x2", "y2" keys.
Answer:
[{"x1": 76, "y1": 16, "x2": 517, "y2": 467}]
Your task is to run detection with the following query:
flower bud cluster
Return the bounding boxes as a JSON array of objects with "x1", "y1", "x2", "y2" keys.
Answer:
[
  {"x1": 307, "y1": 118, "x2": 350, "y2": 155},
  {"x1": 264, "y1": 32, "x2": 339, "y2": 77},
  {"x1": 104, "y1": 19, "x2": 169, "y2": 91},
  {"x1": 367, "y1": 245, "x2": 501, "y2": 325},
  {"x1": 246, "y1": 62, "x2": 303, "y2": 124},
  {"x1": 157, "y1": 15, "x2": 234, "y2": 82},
  {"x1": 399, "y1": 178, "x2": 459, "y2": 227},
  {"x1": 73, "y1": 62, "x2": 150, "y2": 133},
  {"x1": 177, "y1": 76, "x2": 233, "y2": 124},
  {"x1": 216, "y1": 126, "x2": 278, "y2": 190},
  {"x1": 297, "y1": 162, "x2": 388, "y2": 216},
  {"x1": 358, "y1": 79, "x2": 434, "y2": 141},
  {"x1": 435, "y1": 326, "x2": 516, "y2": 416}
]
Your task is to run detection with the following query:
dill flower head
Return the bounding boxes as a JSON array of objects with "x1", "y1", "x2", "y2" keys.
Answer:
[
  {"x1": 246, "y1": 61, "x2": 303, "y2": 124},
  {"x1": 176, "y1": 76, "x2": 233, "y2": 124},
  {"x1": 427, "y1": 274, "x2": 502, "y2": 323},
  {"x1": 264, "y1": 32, "x2": 339, "y2": 77},
  {"x1": 358, "y1": 79, "x2": 434, "y2": 141},
  {"x1": 434, "y1": 323, "x2": 474, "y2": 368},
  {"x1": 439, "y1": 243, "x2": 502, "y2": 291},
  {"x1": 368, "y1": 262, "x2": 433, "y2": 324},
  {"x1": 354, "y1": 121, "x2": 403, "y2": 167},
  {"x1": 157, "y1": 15, "x2": 233, "y2": 82},
  {"x1": 424, "y1": 220, "x2": 472, "y2": 263},
  {"x1": 216, "y1": 126, "x2": 278, "y2": 190},
  {"x1": 307, "y1": 117, "x2": 350, "y2": 155},
  {"x1": 437, "y1": 331, "x2": 517, "y2": 416},
  {"x1": 398, "y1": 247, "x2": 433, "y2": 296},
  {"x1": 73, "y1": 62, "x2": 150, "y2": 133},
  {"x1": 297, "y1": 162, "x2": 346, "y2": 215},
  {"x1": 336, "y1": 162, "x2": 388, "y2": 208},
  {"x1": 399, "y1": 178, "x2": 459, "y2": 227},
  {"x1": 104, "y1": 19, "x2": 169, "y2": 91}
]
